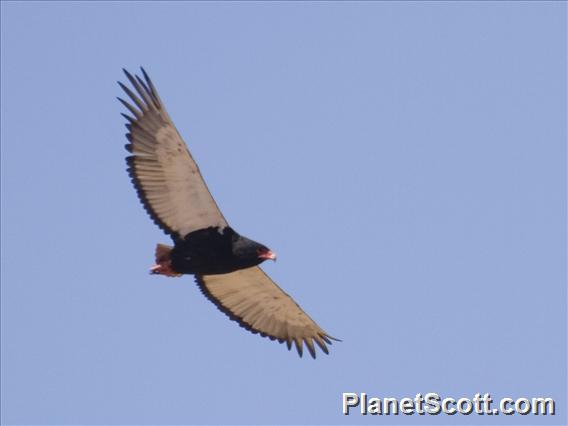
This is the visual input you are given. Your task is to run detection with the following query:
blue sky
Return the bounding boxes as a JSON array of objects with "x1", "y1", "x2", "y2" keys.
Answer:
[{"x1": 1, "y1": 1, "x2": 565, "y2": 425}]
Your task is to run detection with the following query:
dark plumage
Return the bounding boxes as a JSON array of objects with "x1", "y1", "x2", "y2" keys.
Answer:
[
  {"x1": 119, "y1": 67, "x2": 338, "y2": 358},
  {"x1": 169, "y1": 227, "x2": 272, "y2": 275}
]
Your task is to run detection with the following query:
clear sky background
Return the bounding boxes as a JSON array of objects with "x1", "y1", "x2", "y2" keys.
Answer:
[{"x1": 1, "y1": 2, "x2": 566, "y2": 425}]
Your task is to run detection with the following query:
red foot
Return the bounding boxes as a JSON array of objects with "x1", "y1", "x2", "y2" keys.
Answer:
[{"x1": 149, "y1": 262, "x2": 182, "y2": 277}]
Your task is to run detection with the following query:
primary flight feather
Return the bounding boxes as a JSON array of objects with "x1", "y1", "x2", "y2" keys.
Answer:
[{"x1": 119, "y1": 68, "x2": 337, "y2": 358}]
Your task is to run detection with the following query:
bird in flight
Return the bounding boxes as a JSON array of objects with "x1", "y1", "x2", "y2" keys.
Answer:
[{"x1": 118, "y1": 68, "x2": 338, "y2": 358}]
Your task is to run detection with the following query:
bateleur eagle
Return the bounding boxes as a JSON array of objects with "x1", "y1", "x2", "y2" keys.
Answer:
[{"x1": 118, "y1": 68, "x2": 338, "y2": 358}]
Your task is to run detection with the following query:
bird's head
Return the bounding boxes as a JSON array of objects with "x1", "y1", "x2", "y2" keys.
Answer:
[{"x1": 232, "y1": 233, "x2": 277, "y2": 267}]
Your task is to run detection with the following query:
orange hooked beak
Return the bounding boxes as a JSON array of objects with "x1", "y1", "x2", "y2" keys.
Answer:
[{"x1": 258, "y1": 249, "x2": 277, "y2": 262}]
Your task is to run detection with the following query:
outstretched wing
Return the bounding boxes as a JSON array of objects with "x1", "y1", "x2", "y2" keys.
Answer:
[
  {"x1": 119, "y1": 68, "x2": 227, "y2": 239},
  {"x1": 196, "y1": 267, "x2": 338, "y2": 358}
]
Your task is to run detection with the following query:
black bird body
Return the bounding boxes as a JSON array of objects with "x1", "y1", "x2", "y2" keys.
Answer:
[{"x1": 170, "y1": 227, "x2": 269, "y2": 275}]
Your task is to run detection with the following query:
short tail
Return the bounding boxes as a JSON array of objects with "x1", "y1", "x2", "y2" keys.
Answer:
[{"x1": 150, "y1": 244, "x2": 182, "y2": 277}]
